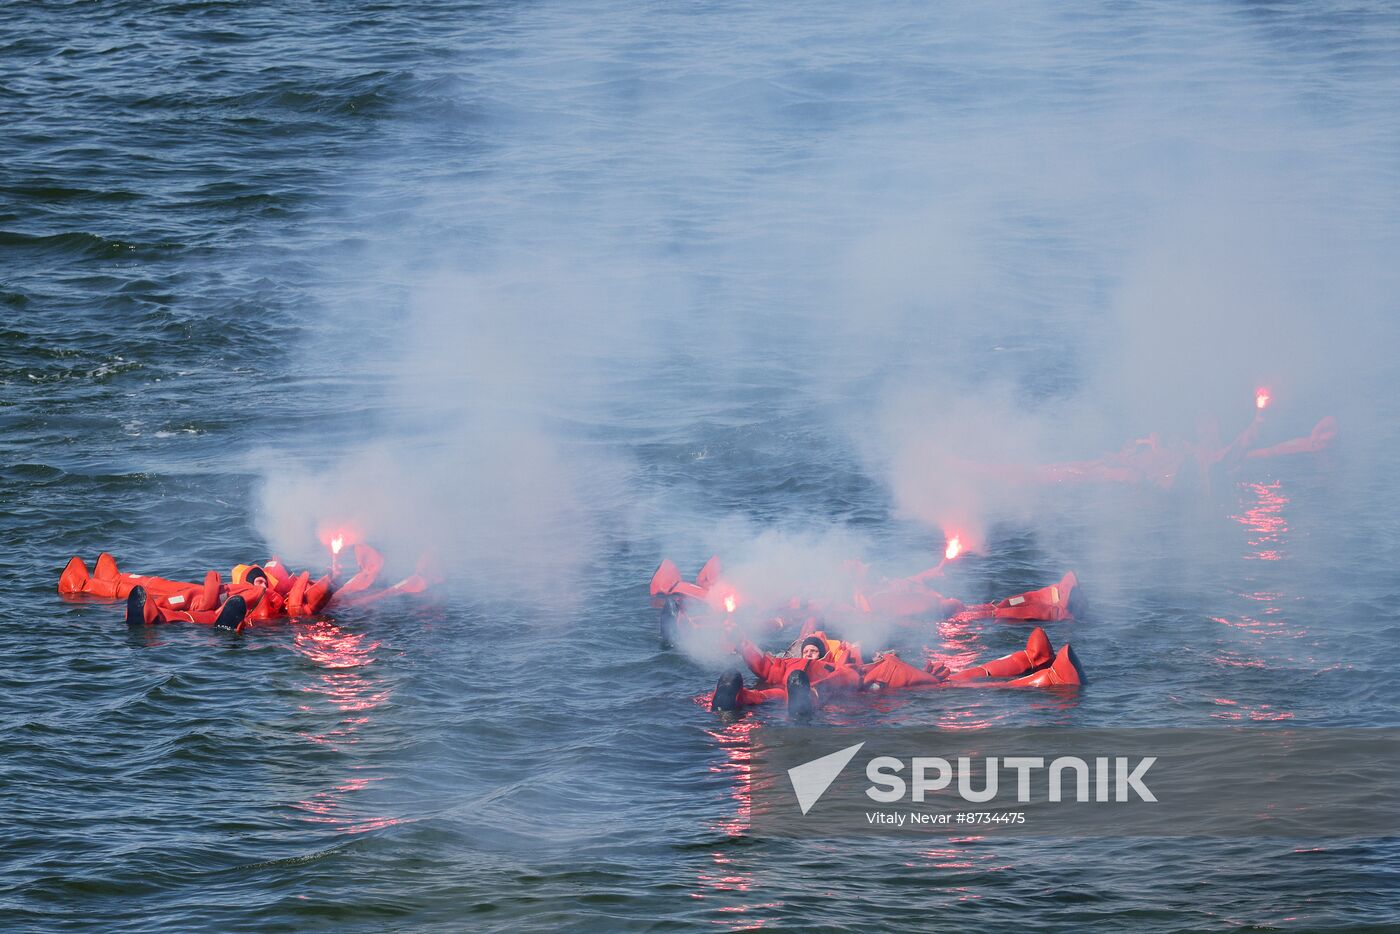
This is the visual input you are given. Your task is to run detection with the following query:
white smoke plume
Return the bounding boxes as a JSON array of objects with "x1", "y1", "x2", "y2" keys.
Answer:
[{"x1": 252, "y1": 0, "x2": 1398, "y2": 623}]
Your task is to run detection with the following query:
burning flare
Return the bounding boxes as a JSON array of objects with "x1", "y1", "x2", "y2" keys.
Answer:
[
  {"x1": 723, "y1": 594, "x2": 736, "y2": 614},
  {"x1": 945, "y1": 535, "x2": 962, "y2": 562},
  {"x1": 331, "y1": 535, "x2": 345, "y2": 556},
  {"x1": 1255, "y1": 388, "x2": 1271, "y2": 411}
]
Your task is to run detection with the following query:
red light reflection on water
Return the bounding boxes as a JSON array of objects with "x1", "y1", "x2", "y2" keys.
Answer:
[
  {"x1": 925, "y1": 646, "x2": 982, "y2": 674},
  {"x1": 1210, "y1": 697, "x2": 1295, "y2": 721},
  {"x1": 1209, "y1": 650, "x2": 1267, "y2": 669},
  {"x1": 295, "y1": 621, "x2": 386, "y2": 723},
  {"x1": 924, "y1": 619, "x2": 1014, "y2": 730},
  {"x1": 702, "y1": 712, "x2": 757, "y2": 838},
  {"x1": 294, "y1": 774, "x2": 403, "y2": 834},
  {"x1": 910, "y1": 842, "x2": 1012, "y2": 881},
  {"x1": 690, "y1": 660, "x2": 1074, "y2": 923},
  {"x1": 935, "y1": 614, "x2": 985, "y2": 649},
  {"x1": 1231, "y1": 480, "x2": 1289, "y2": 561},
  {"x1": 915, "y1": 846, "x2": 973, "y2": 870},
  {"x1": 691, "y1": 713, "x2": 776, "y2": 929},
  {"x1": 294, "y1": 619, "x2": 379, "y2": 670},
  {"x1": 932, "y1": 706, "x2": 1010, "y2": 731},
  {"x1": 291, "y1": 620, "x2": 400, "y2": 835}
]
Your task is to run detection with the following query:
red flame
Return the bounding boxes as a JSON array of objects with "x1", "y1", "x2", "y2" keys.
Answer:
[
  {"x1": 1255, "y1": 388, "x2": 1270, "y2": 410},
  {"x1": 945, "y1": 535, "x2": 962, "y2": 561},
  {"x1": 723, "y1": 594, "x2": 736, "y2": 613},
  {"x1": 318, "y1": 524, "x2": 360, "y2": 550}
]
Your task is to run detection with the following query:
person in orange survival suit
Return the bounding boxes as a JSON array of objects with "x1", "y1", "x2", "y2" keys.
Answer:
[
  {"x1": 711, "y1": 627, "x2": 1085, "y2": 719},
  {"x1": 123, "y1": 583, "x2": 253, "y2": 631},
  {"x1": 222, "y1": 560, "x2": 339, "y2": 620},
  {"x1": 59, "y1": 553, "x2": 334, "y2": 620},
  {"x1": 59, "y1": 553, "x2": 223, "y2": 607},
  {"x1": 119, "y1": 563, "x2": 279, "y2": 630},
  {"x1": 843, "y1": 559, "x2": 967, "y2": 620},
  {"x1": 713, "y1": 634, "x2": 865, "y2": 720},
  {"x1": 122, "y1": 561, "x2": 337, "y2": 631},
  {"x1": 857, "y1": 627, "x2": 1084, "y2": 690},
  {"x1": 233, "y1": 545, "x2": 376, "y2": 614}
]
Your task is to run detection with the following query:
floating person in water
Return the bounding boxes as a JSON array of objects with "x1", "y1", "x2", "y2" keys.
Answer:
[
  {"x1": 59, "y1": 552, "x2": 336, "y2": 622},
  {"x1": 651, "y1": 555, "x2": 1080, "y2": 645},
  {"x1": 982, "y1": 394, "x2": 1336, "y2": 491},
  {"x1": 56, "y1": 543, "x2": 433, "y2": 630},
  {"x1": 711, "y1": 626, "x2": 1084, "y2": 720},
  {"x1": 123, "y1": 584, "x2": 250, "y2": 631}
]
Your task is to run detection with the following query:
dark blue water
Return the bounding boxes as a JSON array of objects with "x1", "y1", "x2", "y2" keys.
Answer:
[{"x1": 5, "y1": 1, "x2": 1400, "y2": 930}]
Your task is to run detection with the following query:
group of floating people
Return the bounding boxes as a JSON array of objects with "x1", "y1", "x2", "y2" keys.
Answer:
[
  {"x1": 717, "y1": 625, "x2": 1078, "y2": 720},
  {"x1": 984, "y1": 394, "x2": 1336, "y2": 491},
  {"x1": 654, "y1": 396, "x2": 1337, "y2": 720},
  {"x1": 58, "y1": 543, "x2": 433, "y2": 632},
  {"x1": 651, "y1": 554, "x2": 1085, "y2": 721},
  {"x1": 58, "y1": 395, "x2": 1334, "y2": 721}
]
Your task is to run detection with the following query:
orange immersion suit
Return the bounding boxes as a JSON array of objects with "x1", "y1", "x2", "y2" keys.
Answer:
[
  {"x1": 59, "y1": 553, "x2": 333, "y2": 623},
  {"x1": 716, "y1": 626, "x2": 1083, "y2": 710}
]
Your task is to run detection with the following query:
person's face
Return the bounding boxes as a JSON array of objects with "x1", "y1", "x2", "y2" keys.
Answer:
[{"x1": 801, "y1": 644, "x2": 822, "y2": 660}]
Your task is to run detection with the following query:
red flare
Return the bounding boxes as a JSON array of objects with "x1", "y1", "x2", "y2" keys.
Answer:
[
  {"x1": 1255, "y1": 388, "x2": 1271, "y2": 410},
  {"x1": 317, "y1": 524, "x2": 361, "y2": 551},
  {"x1": 723, "y1": 594, "x2": 736, "y2": 614},
  {"x1": 944, "y1": 535, "x2": 962, "y2": 561}
]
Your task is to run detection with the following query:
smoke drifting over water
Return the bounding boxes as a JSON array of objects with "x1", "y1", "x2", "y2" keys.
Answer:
[
  {"x1": 254, "y1": 0, "x2": 1399, "y2": 609},
  {"x1": 254, "y1": 264, "x2": 642, "y2": 605}
]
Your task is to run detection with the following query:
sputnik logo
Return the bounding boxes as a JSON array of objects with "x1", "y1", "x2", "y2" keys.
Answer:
[{"x1": 788, "y1": 742, "x2": 865, "y2": 815}]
